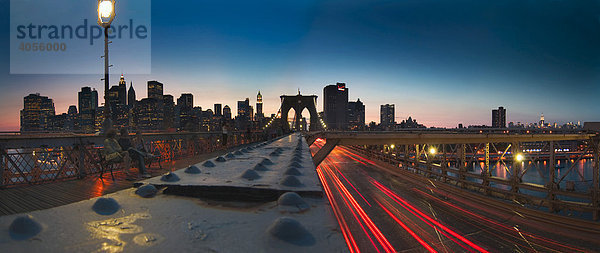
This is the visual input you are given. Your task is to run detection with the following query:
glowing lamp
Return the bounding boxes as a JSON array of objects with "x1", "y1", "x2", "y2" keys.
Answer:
[
  {"x1": 515, "y1": 153, "x2": 524, "y2": 162},
  {"x1": 97, "y1": 0, "x2": 116, "y2": 28},
  {"x1": 429, "y1": 147, "x2": 437, "y2": 155}
]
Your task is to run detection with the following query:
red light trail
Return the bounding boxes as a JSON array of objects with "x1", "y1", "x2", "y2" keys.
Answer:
[{"x1": 311, "y1": 139, "x2": 591, "y2": 252}]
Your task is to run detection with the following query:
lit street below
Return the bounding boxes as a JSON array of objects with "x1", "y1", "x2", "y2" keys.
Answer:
[{"x1": 311, "y1": 139, "x2": 599, "y2": 252}]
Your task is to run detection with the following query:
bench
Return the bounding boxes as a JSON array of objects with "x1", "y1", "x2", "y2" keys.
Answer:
[{"x1": 95, "y1": 148, "x2": 128, "y2": 181}]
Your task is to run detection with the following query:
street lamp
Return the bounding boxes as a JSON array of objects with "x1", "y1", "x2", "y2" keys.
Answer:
[
  {"x1": 429, "y1": 147, "x2": 437, "y2": 155},
  {"x1": 515, "y1": 153, "x2": 524, "y2": 162},
  {"x1": 97, "y1": 0, "x2": 115, "y2": 132}
]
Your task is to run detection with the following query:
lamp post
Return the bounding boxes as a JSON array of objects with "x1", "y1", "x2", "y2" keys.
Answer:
[{"x1": 97, "y1": 0, "x2": 116, "y2": 132}]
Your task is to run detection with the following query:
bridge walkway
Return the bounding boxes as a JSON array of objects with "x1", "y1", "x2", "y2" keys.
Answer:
[{"x1": 0, "y1": 145, "x2": 246, "y2": 216}]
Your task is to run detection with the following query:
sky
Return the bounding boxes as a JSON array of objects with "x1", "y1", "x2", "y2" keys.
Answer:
[{"x1": 0, "y1": 0, "x2": 599, "y2": 131}]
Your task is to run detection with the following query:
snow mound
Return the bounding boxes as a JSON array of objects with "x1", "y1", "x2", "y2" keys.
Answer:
[
  {"x1": 225, "y1": 153, "x2": 235, "y2": 158},
  {"x1": 241, "y1": 148, "x2": 249, "y2": 153},
  {"x1": 291, "y1": 156, "x2": 303, "y2": 163},
  {"x1": 135, "y1": 184, "x2": 158, "y2": 198},
  {"x1": 184, "y1": 165, "x2": 201, "y2": 174},
  {"x1": 267, "y1": 217, "x2": 315, "y2": 246},
  {"x1": 280, "y1": 175, "x2": 303, "y2": 187},
  {"x1": 269, "y1": 151, "x2": 280, "y2": 157},
  {"x1": 202, "y1": 161, "x2": 216, "y2": 167},
  {"x1": 284, "y1": 167, "x2": 302, "y2": 176},
  {"x1": 234, "y1": 150, "x2": 243, "y2": 156},
  {"x1": 161, "y1": 172, "x2": 180, "y2": 182},
  {"x1": 240, "y1": 169, "x2": 261, "y2": 180},
  {"x1": 260, "y1": 158, "x2": 274, "y2": 165},
  {"x1": 290, "y1": 161, "x2": 303, "y2": 168},
  {"x1": 92, "y1": 197, "x2": 120, "y2": 215},
  {"x1": 9, "y1": 215, "x2": 41, "y2": 240},
  {"x1": 253, "y1": 163, "x2": 269, "y2": 171},
  {"x1": 277, "y1": 192, "x2": 310, "y2": 211},
  {"x1": 215, "y1": 156, "x2": 227, "y2": 162}
]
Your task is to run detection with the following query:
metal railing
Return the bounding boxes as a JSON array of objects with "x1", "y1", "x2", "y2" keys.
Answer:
[
  {"x1": 0, "y1": 131, "x2": 274, "y2": 187},
  {"x1": 347, "y1": 135, "x2": 599, "y2": 221},
  {"x1": 310, "y1": 131, "x2": 599, "y2": 221}
]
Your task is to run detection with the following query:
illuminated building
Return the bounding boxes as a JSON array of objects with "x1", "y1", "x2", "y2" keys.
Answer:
[
  {"x1": 380, "y1": 104, "x2": 395, "y2": 130},
  {"x1": 20, "y1": 93, "x2": 55, "y2": 132},
  {"x1": 223, "y1": 105, "x2": 232, "y2": 120},
  {"x1": 200, "y1": 109, "x2": 214, "y2": 131},
  {"x1": 137, "y1": 98, "x2": 164, "y2": 130},
  {"x1": 236, "y1": 98, "x2": 252, "y2": 130},
  {"x1": 67, "y1": 105, "x2": 78, "y2": 131},
  {"x1": 78, "y1": 87, "x2": 98, "y2": 133},
  {"x1": 492, "y1": 106, "x2": 506, "y2": 128},
  {"x1": 177, "y1": 93, "x2": 193, "y2": 110},
  {"x1": 118, "y1": 74, "x2": 127, "y2": 105},
  {"x1": 147, "y1": 80, "x2": 164, "y2": 100},
  {"x1": 163, "y1": 94, "x2": 175, "y2": 130},
  {"x1": 177, "y1": 93, "x2": 194, "y2": 131},
  {"x1": 256, "y1": 91, "x2": 264, "y2": 119},
  {"x1": 214, "y1": 104, "x2": 222, "y2": 116},
  {"x1": 348, "y1": 98, "x2": 365, "y2": 130},
  {"x1": 323, "y1": 82, "x2": 348, "y2": 130}
]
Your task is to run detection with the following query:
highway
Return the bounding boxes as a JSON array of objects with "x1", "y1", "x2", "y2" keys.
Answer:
[{"x1": 311, "y1": 139, "x2": 599, "y2": 252}]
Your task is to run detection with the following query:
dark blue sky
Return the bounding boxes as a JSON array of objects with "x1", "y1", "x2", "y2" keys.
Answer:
[{"x1": 1, "y1": 0, "x2": 599, "y2": 130}]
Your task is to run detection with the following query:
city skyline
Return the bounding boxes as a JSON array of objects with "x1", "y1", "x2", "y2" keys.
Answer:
[
  {"x1": 17, "y1": 76, "x2": 587, "y2": 133},
  {"x1": 2, "y1": 0, "x2": 600, "y2": 130}
]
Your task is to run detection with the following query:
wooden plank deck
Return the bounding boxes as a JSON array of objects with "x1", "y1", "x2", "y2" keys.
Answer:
[{"x1": 0, "y1": 147, "x2": 243, "y2": 216}]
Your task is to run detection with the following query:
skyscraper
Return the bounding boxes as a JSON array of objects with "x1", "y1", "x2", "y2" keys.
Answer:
[
  {"x1": 118, "y1": 74, "x2": 127, "y2": 105},
  {"x1": 323, "y1": 82, "x2": 349, "y2": 130},
  {"x1": 214, "y1": 104, "x2": 222, "y2": 116},
  {"x1": 177, "y1": 93, "x2": 194, "y2": 131},
  {"x1": 67, "y1": 105, "x2": 78, "y2": 131},
  {"x1": 380, "y1": 104, "x2": 395, "y2": 130},
  {"x1": 177, "y1": 93, "x2": 193, "y2": 111},
  {"x1": 236, "y1": 98, "x2": 251, "y2": 130},
  {"x1": 256, "y1": 91, "x2": 263, "y2": 119},
  {"x1": 78, "y1": 87, "x2": 98, "y2": 133},
  {"x1": 20, "y1": 93, "x2": 55, "y2": 132},
  {"x1": 223, "y1": 105, "x2": 232, "y2": 120},
  {"x1": 492, "y1": 106, "x2": 506, "y2": 128},
  {"x1": 128, "y1": 82, "x2": 136, "y2": 106},
  {"x1": 147, "y1": 81, "x2": 164, "y2": 100},
  {"x1": 348, "y1": 98, "x2": 365, "y2": 130},
  {"x1": 137, "y1": 98, "x2": 164, "y2": 130},
  {"x1": 163, "y1": 95, "x2": 175, "y2": 130}
]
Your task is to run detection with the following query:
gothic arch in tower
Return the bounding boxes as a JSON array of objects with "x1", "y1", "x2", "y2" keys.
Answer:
[{"x1": 280, "y1": 93, "x2": 322, "y2": 131}]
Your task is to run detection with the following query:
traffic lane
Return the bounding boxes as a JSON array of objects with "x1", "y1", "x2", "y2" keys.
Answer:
[
  {"x1": 320, "y1": 146, "x2": 491, "y2": 252},
  {"x1": 330, "y1": 144, "x2": 592, "y2": 252}
]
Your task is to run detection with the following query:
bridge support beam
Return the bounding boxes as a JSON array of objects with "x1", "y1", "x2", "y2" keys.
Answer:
[
  {"x1": 459, "y1": 144, "x2": 466, "y2": 188},
  {"x1": 483, "y1": 143, "x2": 490, "y2": 195},
  {"x1": 511, "y1": 142, "x2": 521, "y2": 198},
  {"x1": 547, "y1": 141, "x2": 557, "y2": 213},
  {"x1": 441, "y1": 144, "x2": 447, "y2": 182},
  {"x1": 312, "y1": 139, "x2": 340, "y2": 167}
]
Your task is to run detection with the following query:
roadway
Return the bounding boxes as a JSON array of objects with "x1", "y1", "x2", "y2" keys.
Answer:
[{"x1": 311, "y1": 139, "x2": 599, "y2": 252}]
